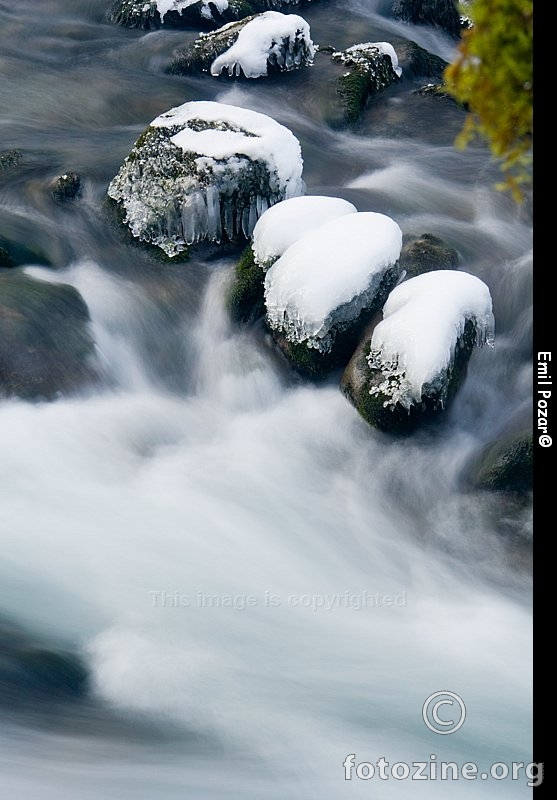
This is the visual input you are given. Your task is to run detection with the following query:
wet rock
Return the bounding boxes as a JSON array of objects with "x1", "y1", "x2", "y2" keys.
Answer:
[
  {"x1": 0, "y1": 272, "x2": 97, "y2": 400},
  {"x1": 226, "y1": 245, "x2": 266, "y2": 323},
  {"x1": 392, "y1": 0, "x2": 462, "y2": 39},
  {"x1": 107, "y1": 100, "x2": 304, "y2": 257},
  {"x1": 0, "y1": 246, "x2": 15, "y2": 268},
  {"x1": 50, "y1": 172, "x2": 83, "y2": 202},
  {"x1": 332, "y1": 42, "x2": 402, "y2": 123},
  {"x1": 399, "y1": 232, "x2": 459, "y2": 278},
  {"x1": 395, "y1": 40, "x2": 448, "y2": 80},
  {"x1": 463, "y1": 423, "x2": 533, "y2": 494},
  {"x1": 414, "y1": 82, "x2": 463, "y2": 104},
  {"x1": 0, "y1": 149, "x2": 22, "y2": 171},
  {"x1": 0, "y1": 618, "x2": 89, "y2": 702}
]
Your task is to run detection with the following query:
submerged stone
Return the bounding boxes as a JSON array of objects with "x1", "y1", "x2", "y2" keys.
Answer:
[
  {"x1": 395, "y1": 40, "x2": 448, "y2": 80},
  {"x1": 0, "y1": 272, "x2": 97, "y2": 400},
  {"x1": 107, "y1": 100, "x2": 304, "y2": 257},
  {"x1": 463, "y1": 420, "x2": 533, "y2": 494},
  {"x1": 50, "y1": 172, "x2": 83, "y2": 202}
]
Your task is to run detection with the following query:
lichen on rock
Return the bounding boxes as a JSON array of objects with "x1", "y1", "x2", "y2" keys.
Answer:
[{"x1": 107, "y1": 101, "x2": 305, "y2": 257}]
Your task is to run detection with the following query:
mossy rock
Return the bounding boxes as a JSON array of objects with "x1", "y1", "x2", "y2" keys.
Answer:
[
  {"x1": 332, "y1": 44, "x2": 401, "y2": 123},
  {"x1": 399, "y1": 232, "x2": 458, "y2": 278},
  {"x1": 226, "y1": 245, "x2": 265, "y2": 323},
  {"x1": 464, "y1": 427, "x2": 533, "y2": 494},
  {"x1": 167, "y1": 17, "x2": 250, "y2": 75},
  {"x1": 395, "y1": 40, "x2": 448, "y2": 80},
  {"x1": 271, "y1": 265, "x2": 401, "y2": 378},
  {"x1": 342, "y1": 318, "x2": 477, "y2": 433},
  {"x1": 0, "y1": 272, "x2": 97, "y2": 400},
  {"x1": 393, "y1": 0, "x2": 462, "y2": 39}
]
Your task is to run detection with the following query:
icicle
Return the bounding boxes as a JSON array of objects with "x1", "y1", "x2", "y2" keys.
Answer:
[{"x1": 205, "y1": 186, "x2": 222, "y2": 242}]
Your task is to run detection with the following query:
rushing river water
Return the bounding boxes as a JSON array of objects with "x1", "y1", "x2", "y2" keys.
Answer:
[{"x1": 0, "y1": 1, "x2": 534, "y2": 797}]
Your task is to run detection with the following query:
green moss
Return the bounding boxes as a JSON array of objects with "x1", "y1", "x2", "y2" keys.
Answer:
[
  {"x1": 338, "y1": 68, "x2": 371, "y2": 124},
  {"x1": 356, "y1": 319, "x2": 477, "y2": 433},
  {"x1": 334, "y1": 48, "x2": 401, "y2": 123},
  {"x1": 226, "y1": 245, "x2": 265, "y2": 323}
]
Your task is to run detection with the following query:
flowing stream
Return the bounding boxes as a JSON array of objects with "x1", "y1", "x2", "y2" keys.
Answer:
[{"x1": 0, "y1": 1, "x2": 533, "y2": 797}]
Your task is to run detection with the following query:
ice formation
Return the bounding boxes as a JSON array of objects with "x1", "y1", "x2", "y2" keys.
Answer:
[
  {"x1": 210, "y1": 11, "x2": 315, "y2": 77},
  {"x1": 265, "y1": 212, "x2": 403, "y2": 352},
  {"x1": 157, "y1": 0, "x2": 229, "y2": 22},
  {"x1": 252, "y1": 195, "x2": 357, "y2": 268},
  {"x1": 107, "y1": 101, "x2": 305, "y2": 257},
  {"x1": 367, "y1": 270, "x2": 495, "y2": 409}
]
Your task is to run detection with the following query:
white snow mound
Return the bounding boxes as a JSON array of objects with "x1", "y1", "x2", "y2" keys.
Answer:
[
  {"x1": 156, "y1": 0, "x2": 229, "y2": 22},
  {"x1": 152, "y1": 100, "x2": 305, "y2": 200},
  {"x1": 211, "y1": 12, "x2": 316, "y2": 78},
  {"x1": 265, "y1": 212, "x2": 403, "y2": 349},
  {"x1": 334, "y1": 41, "x2": 402, "y2": 78},
  {"x1": 368, "y1": 270, "x2": 495, "y2": 408},
  {"x1": 252, "y1": 195, "x2": 358, "y2": 268}
]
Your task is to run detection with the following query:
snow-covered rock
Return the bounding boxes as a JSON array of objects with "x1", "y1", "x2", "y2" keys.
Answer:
[
  {"x1": 212, "y1": 11, "x2": 315, "y2": 77},
  {"x1": 227, "y1": 195, "x2": 358, "y2": 323},
  {"x1": 332, "y1": 42, "x2": 402, "y2": 122},
  {"x1": 342, "y1": 270, "x2": 494, "y2": 432},
  {"x1": 252, "y1": 195, "x2": 357, "y2": 268},
  {"x1": 107, "y1": 100, "x2": 305, "y2": 257},
  {"x1": 264, "y1": 211, "x2": 403, "y2": 373},
  {"x1": 168, "y1": 11, "x2": 315, "y2": 77},
  {"x1": 108, "y1": 0, "x2": 317, "y2": 30}
]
